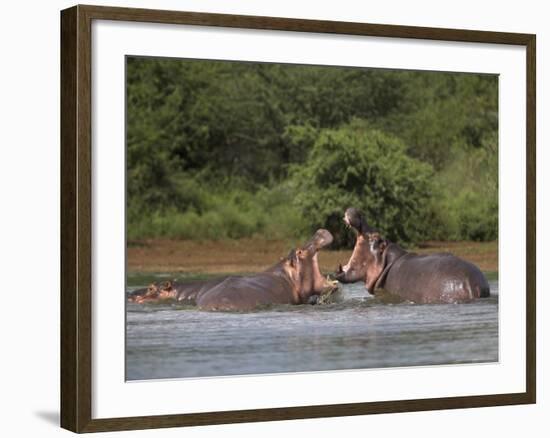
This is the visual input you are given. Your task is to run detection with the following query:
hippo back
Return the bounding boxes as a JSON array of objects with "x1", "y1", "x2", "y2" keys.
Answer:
[
  {"x1": 196, "y1": 273, "x2": 297, "y2": 311},
  {"x1": 174, "y1": 277, "x2": 232, "y2": 304},
  {"x1": 381, "y1": 252, "x2": 490, "y2": 304}
]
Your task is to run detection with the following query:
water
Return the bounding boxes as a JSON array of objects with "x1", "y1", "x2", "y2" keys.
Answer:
[{"x1": 126, "y1": 277, "x2": 498, "y2": 380}]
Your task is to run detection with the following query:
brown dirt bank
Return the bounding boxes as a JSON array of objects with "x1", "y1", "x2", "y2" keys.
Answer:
[{"x1": 127, "y1": 239, "x2": 498, "y2": 274}]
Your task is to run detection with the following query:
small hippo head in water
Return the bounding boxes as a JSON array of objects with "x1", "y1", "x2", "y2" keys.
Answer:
[{"x1": 128, "y1": 280, "x2": 178, "y2": 303}]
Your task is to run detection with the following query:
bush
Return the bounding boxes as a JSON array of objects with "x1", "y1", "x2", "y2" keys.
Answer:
[
  {"x1": 287, "y1": 121, "x2": 435, "y2": 247},
  {"x1": 427, "y1": 142, "x2": 498, "y2": 241},
  {"x1": 127, "y1": 176, "x2": 308, "y2": 241}
]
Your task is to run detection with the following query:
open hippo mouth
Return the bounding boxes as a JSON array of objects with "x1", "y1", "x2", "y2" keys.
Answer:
[
  {"x1": 335, "y1": 209, "x2": 376, "y2": 283},
  {"x1": 302, "y1": 229, "x2": 333, "y2": 253},
  {"x1": 343, "y1": 210, "x2": 353, "y2": 228},
  {"x1": 293, "y1": 228, "x2": 338, "y2": 304},
  {"x1": 343, "y1": 207, "x2": 373, "y2": 234},
  {"x1": 335, "y1": 262, "x2": 354, "y2": 283}
]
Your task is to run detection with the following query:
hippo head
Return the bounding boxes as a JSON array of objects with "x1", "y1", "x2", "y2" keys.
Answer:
[
  {"x1": 336, "y1": 208, "x2": 375, "y2": 283},
  {"x1": 336, "y1": 208, "x2": 389, "y2": 291},
  {"x1": 127, "y1": 283, "x2": 158, "y2": 303},
  {"x1": 335, "y1": 230, "x2": 388, "y2": 293},
  {"x1": 127, "y1": 281, "x2": 178, "y2": 303},
  {"x1": 280, "y1": 229, "x2": 334, "y2": 303}
]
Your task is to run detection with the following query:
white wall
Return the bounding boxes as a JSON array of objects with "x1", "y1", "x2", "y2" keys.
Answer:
[{"x1": 0, "y1": 0, "x2": 546, "y2": 436}]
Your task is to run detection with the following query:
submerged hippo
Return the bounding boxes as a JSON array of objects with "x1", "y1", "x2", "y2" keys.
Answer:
[
  {"x1": 127, "y1": 276, "x2": 229, "y2": 305},
  {"x1": 335, "y1": 208, "x2": 490, "y2": 304},
  {"x1": 128, "y1": 229, "x2": 338, "y2": 311}
]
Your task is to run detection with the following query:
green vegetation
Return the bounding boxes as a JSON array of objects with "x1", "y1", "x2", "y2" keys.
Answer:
[
  {"x1": 287, "y1": 122, "x2": 434, "y2": 245},
  {"x1": 127, "y1": 57, "x2": 498, "y2": 247}
]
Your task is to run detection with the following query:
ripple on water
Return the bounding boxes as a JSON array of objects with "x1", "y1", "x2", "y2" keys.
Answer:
[{"x1": 125, "y1": 280, "x2": 499, "y2": 380}]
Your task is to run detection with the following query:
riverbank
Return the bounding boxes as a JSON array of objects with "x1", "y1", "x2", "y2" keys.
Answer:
[{"x1": 127, "y1": 239, "x2": 498, "y2": 274}]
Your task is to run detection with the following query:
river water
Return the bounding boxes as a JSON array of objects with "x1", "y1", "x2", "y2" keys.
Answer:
[{"x1": 126, "y1": 276, "x2": 498, "y2": 381}]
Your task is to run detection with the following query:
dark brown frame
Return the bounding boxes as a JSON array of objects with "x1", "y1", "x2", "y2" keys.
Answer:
[{"x1": 61, "y1": 4, "x2": 536, "y2": 433}]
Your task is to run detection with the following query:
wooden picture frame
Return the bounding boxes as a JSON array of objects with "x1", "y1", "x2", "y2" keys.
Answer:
[{"x1": 60, "y1": 4, "x2": 536, "y2": 433}]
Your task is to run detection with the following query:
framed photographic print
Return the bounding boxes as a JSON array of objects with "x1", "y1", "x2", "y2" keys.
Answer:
[{"x1": 60, "y1": 4, "x2": 536, "y2": 433}]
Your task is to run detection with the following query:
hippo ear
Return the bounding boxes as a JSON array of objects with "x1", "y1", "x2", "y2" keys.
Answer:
[{"x1": 372, "y1": 240, "x2": 394, "y2": 291}]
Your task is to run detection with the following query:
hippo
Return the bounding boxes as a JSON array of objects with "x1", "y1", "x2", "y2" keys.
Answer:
[
  {"x1": 127, "y1": 277, "x2": 230, "y2": 305},
  {"x1": 335, "y1": 208, "x2": 490, "y2": 304},
  {"x1": 128, "y1": 229, "x2": 338, "y2": 311}
]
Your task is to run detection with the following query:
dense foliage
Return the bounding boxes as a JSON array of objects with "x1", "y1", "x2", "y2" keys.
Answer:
[
  {"x1": 127, "y1": 57, "x2": 498, "y2": 246},
  {"x1": 287, "y1": 123, "x2": 434, "y2": 246}
]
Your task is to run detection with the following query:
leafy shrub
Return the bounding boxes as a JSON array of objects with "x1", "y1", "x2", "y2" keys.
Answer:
[
  {"x1": 127, "y1": 176, "x2": 307, "y2": 241},
  {"x1": 287, "y1": 121, "x2": 435, "y2": 246},
  {"x1": 427, "y1": 141, "x2": 498, "y2": 241}
]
